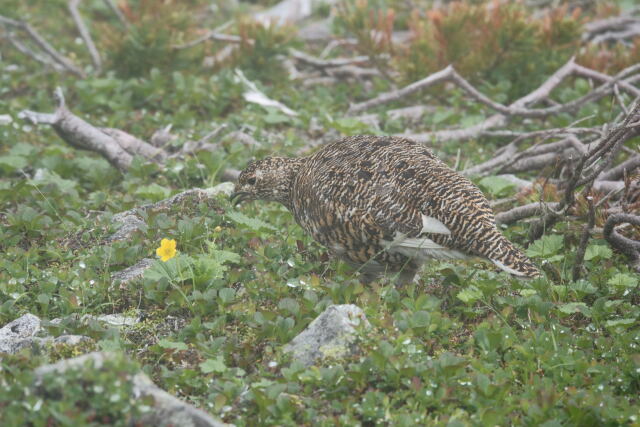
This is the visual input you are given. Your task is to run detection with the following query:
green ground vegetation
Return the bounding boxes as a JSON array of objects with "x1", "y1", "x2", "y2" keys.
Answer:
[{"x1": 0, "y1": 0, "x2": 639, "y2": 425}]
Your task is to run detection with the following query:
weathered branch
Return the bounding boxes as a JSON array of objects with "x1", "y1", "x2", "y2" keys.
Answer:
[
  {"x1": 19, "y1": 89, "x2": 133, "y2": 171},
  {"x1": 18, "y1": 88, "x2": 239, "y2": 183},
  {"x1": 102, "y1": 0, "x2": 128, "y2": 28},
  {"x1": 173, "y1": 32, "x2": 246, "y2": 50},
  {"x1": 603, "y1": 213, "x2": 640, "y2": 273},
  {"x1": 0, "y1": 14, "x2": 86, "y2": 77},
  {"x1": 289, "y1": 48, "x2": 373, "y2": 68},
  {"x1": 495, "y1": 202, "x2": 560, "y2": 226},
  {"x1": 68, "y1": 0, "x2": 102, "y2": 71},
  {"x1": 349, "y1": 60, "x2": 640, "y2": 118},
  {"x1": 572, "y1": 194, "x2": 596, "y2": 280}
]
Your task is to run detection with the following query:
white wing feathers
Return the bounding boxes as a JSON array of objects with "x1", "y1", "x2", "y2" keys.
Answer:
[{"x1": 382, "y1": 215, "x2": 467, "y2": 260}]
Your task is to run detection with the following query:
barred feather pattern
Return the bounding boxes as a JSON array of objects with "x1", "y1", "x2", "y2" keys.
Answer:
[{"x1": 234, "y1": 135, "x2": 540, "y2": 283}]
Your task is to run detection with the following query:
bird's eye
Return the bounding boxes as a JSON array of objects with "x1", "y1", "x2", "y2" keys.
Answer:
[{"x1": 247, "y1": 177, "x2": 256, "y2": 185}]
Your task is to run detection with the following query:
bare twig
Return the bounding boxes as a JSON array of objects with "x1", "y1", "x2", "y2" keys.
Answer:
[
  {"x1": 4, "y1": 32, "x2": 65, "y2": 72},
  {"x1": 495, "y1": 202, "x2": 561, "y2": 225},
  {"x1": 603, "y1": 213, "x2": 640, "y2": 273},
  {"x1": 349, "y1": 61, "x2": 640, "y2": 118},
  {"x1": 68, "y1": 0, "x2": 102, "y2": 71},
  {"x1": 102, "y1": 0, "x2": 128, "y2": 28},
  {"x1": 289, "y1": 48, "x2": 373, "y2": 68},
  {"x1": 173, "y1": 32, "x2": 246, "y2": 50},
  {"x1": 0, "y1": 14, "x2": 86, "y2": 77},
  {"x1": 572, "y1": 194, "x2": 596, "y2": 280},
  {"x1": 598, "y1": 155, "x2": 640, "y2": 181},
  {"x1": 19, "y1": 88, "x2": 132, "y2": 170},
  {"x1": 462, "y1": 143, "x2": 517, "y2": 177}
]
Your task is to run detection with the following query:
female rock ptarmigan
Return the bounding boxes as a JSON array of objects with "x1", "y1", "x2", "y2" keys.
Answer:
[{"x1": 232, "y1": 136, "x2": 540, "y2": 283}]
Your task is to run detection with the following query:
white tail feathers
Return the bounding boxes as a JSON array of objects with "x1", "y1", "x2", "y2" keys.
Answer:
[{"x1": 491, "y1": 258, "x2": 528, "y2": 277}]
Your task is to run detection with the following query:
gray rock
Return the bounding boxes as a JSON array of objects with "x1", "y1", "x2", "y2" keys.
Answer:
[
  {"x1": 107, "y1": 213, "x2": 147, "y2": 242},
  {"x1": 107, "y1": 185, "x2": 232, "y2": 242},
  {"x1": 0, "y1": 314, "x2": 92, "y2": 355},
  {"x1": 51, "y1": 311, "x2": 141, "y2": 329},
  {"x1": 0, "y1": 313, "x2": 41, "y2": 354},
  {"x1": 34, "y1": 352, "x2": 230, "y2": 427},
  {"x1": 111, "y1": 258, "x2": 155, "y2": 288},
  {"x1": 284, "y1": 304, "x2": 370, "y2": 367},
  {"x1": 204, "y1": 182, "x2": 235, "y2": 197}
]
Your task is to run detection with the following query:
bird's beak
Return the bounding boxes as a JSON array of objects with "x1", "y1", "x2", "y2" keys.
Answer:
[{"x1": 230, "y1": 191, "x2": 250, "y2": 206}]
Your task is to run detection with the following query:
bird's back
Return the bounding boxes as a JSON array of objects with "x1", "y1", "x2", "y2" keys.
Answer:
[{"x1": 291, "y1": 135, "x2": 539, "y2": 277}]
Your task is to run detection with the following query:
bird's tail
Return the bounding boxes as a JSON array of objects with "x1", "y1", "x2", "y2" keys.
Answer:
[{"x1": 484, "y1": 232, "x2": 541, "y2": 278}]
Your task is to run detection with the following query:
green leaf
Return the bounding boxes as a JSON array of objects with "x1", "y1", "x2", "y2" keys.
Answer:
[
  {"x1": 607, "y1": 273, "x2": 638, "y2": 289},
  {"x1": 135, "y1": 183, "x2": 171, "y2": 201},
  {"x1": 557, "y1": 302, "x2": 591, "y2": 317},
  {"x1": 584, "y1": 244, "x2": 613, "y2": 261},
  {"x1": 200, "y1": 356, "x2": 227, "y2": 373},
  {"x1": 604, "y1": 318, "x2": 637, "y2": 328},
  {"x1": 457, "y1": 286, "x2": 483, "y2": 304},
  {"x1": 478, "y1": 176, "x2": 516, "y2": 197},
  {"x1": 411, "y1": 310, "x2": 431, "y2": 328},
  {"x1": 526, "y1": 235, "x2": 564, "y2": 258},
  {"x1": 158, "y1": 339, "x2": 188, "y2": 350},
  {"x1": 0, "y1": 155, "x2": 28, "y2": 172},
  {"x1": 226, "y1": 210, "x2": 277, "y2": 232},
  {"x1": 218, "y1": 287, "x2": 236, "y2": 304}
]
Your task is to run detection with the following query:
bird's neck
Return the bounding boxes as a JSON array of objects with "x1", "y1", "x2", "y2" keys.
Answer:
[{"x1": 275, "y1": 157, "x2": 305, "y2": 209}]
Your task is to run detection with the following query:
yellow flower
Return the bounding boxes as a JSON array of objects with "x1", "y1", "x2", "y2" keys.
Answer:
[
  {"x1": 214, "y1": 226, "x2": 223, "y2": 233},
  {"x1": 156, "y1": 238, "x2": 177, "y2": 262}
]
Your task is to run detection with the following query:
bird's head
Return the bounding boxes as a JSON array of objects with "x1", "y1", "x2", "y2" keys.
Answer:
[{"x1": 231, "y1": 156, "x2": 302, "y2": 207}]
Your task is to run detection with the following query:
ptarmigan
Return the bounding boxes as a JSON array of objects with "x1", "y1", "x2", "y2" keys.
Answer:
[{"x1": 232, "y1": 135, "x2": 540, "y2": 283}]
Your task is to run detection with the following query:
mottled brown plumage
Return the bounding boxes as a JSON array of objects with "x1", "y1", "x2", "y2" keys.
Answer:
[{"x1": 232, "y1": 136, "x2": 540, "y2": 283}]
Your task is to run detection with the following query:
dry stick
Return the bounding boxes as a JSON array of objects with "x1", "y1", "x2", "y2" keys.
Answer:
[
  {"x1": 19, "y1": 89, "x2": 132, "y2": 170},
  {"x1": 350, "y1": 62, "x2": 640, "y2": 118},
  {"x1": 461, "y1": 143, "x2": 517, "y2": 177},
  {"x1": 18, "y1": 88, "x2": 239, "y2": 181},
  {"x1": 398, "y1": 59, "x2": 586, "y2": 143},
  {"x1": 173, "y1": 32, "x2": 245, "y2": 50},
  {"x1": 603, "y1": 213, "x2": 640, "y2": 273},
  {"x1": 68, "y1": 0, "x2": 102, "y2": 71},
  {"x1": 0, "y1": 15, "x2": 85, "y2": 77},
  {"x1": 99, "y1": 128, "x2": 166, "y2": 162},
  {"x1": 4, "y1": 32, "x2": 64, "y2": 71},
  {"x1": 289, "y1": 48, "x2": 373, "y2": 68},
  {"x1": 102, "y1": 0, "x2": 128, "y2": 28},
  {"x1": 480, "y1": 127, "x2": 601, "y2": 139},
  {"x1": 495, "y1": 202, "x2": 560, "y2": 226},
  {"x1": 599, "y1": 155, "x2": 640, "y2": 181},
  {"x1": 572, "y1": 194, "x2": 596, "y2": 281},
  {"x1": 390, "y1": 60, "x2": 640, "y2": 144},
  {"x1": 528, "y1": 103, "x2": 640, "y2": 241}
]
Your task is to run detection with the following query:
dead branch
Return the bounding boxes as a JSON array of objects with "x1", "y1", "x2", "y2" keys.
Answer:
[
  {"x1": 495, "y1": 202, "x2": 560, "y2": 226},
  {"x1": 68, "y1": 0, "x2": 102, "y2": 71},
  {"x1": 4, "y1": 32, "x2": 65, "y2": 72},
  {"x1": 461, "y1": 143, "x2": 517, "y2": 177},
  {"x1": 583, "y1": 17, "x2": 640, "y2": 45},
  {"x1": 396, "y1": 59, "x2": 581, "y2": 143},
  {"x1": 102, "y1": 0, "x2": 128, "y2": 28},
  {"x1": 528, "y1": 102, "x2": 640, "y2": 241},
  {"x1": 349, "y1": 61, "x2": 640, "y2": 118},
  {"x1": 18, "y1": 88, "x2": 238, "y2": 182},
  {"x1": 572, "y1": 194, "x2": 596, "y2": 280},
  {"x1": 99, "y1": 128, "x2": 166, "y2": 162},
  {"x1": 598, "y1": 155, "x2": 640, "y2": 181},
  {"x1": 19, "y1": 89, "x2": 133, "y2": 170},
  {"x1": 289, "y1": 48, "x2": 373, "y2": 68},
  {"x1": 603, "y1": 213, "x2": 640, "y2": 273},
  {"x1": 0, "y1": 14, "x2": 86, "y2": 77},
  {"x1": 173, "y1": 32, "x2": 246, "y2": 50}
]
